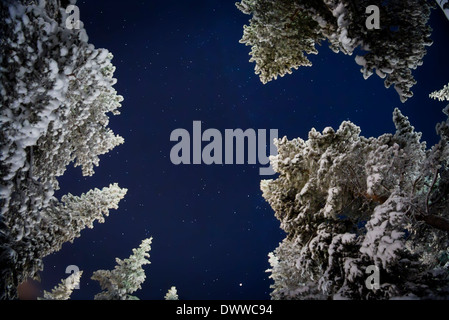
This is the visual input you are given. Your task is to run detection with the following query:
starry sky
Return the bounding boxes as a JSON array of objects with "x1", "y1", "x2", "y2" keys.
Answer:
[{"x1": 37, "y1": 1, "x2": 449, "y2": 300}]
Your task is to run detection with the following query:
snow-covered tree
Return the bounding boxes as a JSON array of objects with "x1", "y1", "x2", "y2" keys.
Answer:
[
  {"x1": 236, "y1": 0, "x2": 434, "y2": 102},
  {"x1": 39, "y1": 270, "x2": 83, "y2": 300},
  {"x1": 91, "y1": 238, "x2": 153, "y2": 300},
  {"x1": 436, "y1": 0, "x2": 449, "y2": 21},
  {"x1": 164, "y1": 286, "x2": 179, "y2": 300},
  {"x1": 38, "y1": 238, "x2": 177, "y2": 300},
  {"x1": 262, "y1": 99, "x2": 449, "y2": 299},
  {"x1": 430, "y1": 82, "x2": 449, "y2": 101},
  {"x1": 0, "y1": 0, "x2": 126, "y2": 299}
]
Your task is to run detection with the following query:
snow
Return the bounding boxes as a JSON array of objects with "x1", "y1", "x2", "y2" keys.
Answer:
[
  {"x1": 436, "y1": 0, "x2": 449, "y2": 21},
  {"x1": 61, "y1": 47, "x2": 69, "y2": 57},
  {"x1": 1, "y1": 1, "x2": 127, "y2": 298},
  {"x1": 375, "y1": 68, "x2": 386, "y2": 79},
  {"x1": 355, "y1": 55, "x2": 366, "y2": 67}
]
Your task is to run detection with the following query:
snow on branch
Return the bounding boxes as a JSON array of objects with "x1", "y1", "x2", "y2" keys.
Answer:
[
  {"x1": 262, "y1": 92, "x2": 449, "y2": 299},
  {"x1": 0, "y1": 0, "x2": 126, "y2": 299},
  {"x1": 237, "y1": 0, "x2": 434, "y2": 102}
]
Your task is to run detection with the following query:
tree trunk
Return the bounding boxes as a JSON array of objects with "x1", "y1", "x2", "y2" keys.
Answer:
[{"x1": 418, "y1": 214, "x2": 449, "y2": 232}]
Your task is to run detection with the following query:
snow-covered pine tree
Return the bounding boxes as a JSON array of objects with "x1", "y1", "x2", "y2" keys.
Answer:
[
  {"x1": 91, "y1": 238, "x2": 153, "y2": 300},
  {"x1": 236, "y1": 0, "x2": 433, "y2": 102},
  {"x1": 262, "y1": 95, "x2": 449, "y2": 299},
  {"x1": 0, "y1": 0, "x2": 126, "y2": 299},
  {"x1": 436, "y1": 0, "x2": 449, "y2": 21},
  {"x1": 430, "y1": 82, "x2": 449, "y2": 101},
  {"x1": 164, "y1": 286, "x2": 179, "y2": 300},
  {"x1": 39, "y1": 270, "x2": 83, "y2": 300},
  {"x1": 39, "y1": 238, "x2": 177, "y2": 300}
]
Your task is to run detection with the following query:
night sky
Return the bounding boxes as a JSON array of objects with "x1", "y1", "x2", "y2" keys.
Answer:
[{"x1": 38, "y1": 1, "x2": 449, "y2": 300}]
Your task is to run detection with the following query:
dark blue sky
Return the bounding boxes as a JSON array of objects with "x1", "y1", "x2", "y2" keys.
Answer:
[{"x1": 40, "y1": 1, "x2": 449, "y2": 300}]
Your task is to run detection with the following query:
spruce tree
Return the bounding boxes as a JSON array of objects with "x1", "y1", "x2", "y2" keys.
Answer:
[
  {"x1": 263, "y1": 89, "x2": 449, "y2": 299},
  {"x1": 237, "y1": 0, "x2": 433, "y2": 102},
  {"x1": 0, "y1": 0, "x2": 126, "y2": 299}
]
